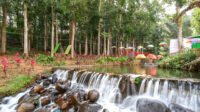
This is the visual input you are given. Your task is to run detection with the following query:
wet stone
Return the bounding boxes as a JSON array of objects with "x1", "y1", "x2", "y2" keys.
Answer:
[
  {"x1": 169, "y1": 103, "x2": 194, "y2": 112},
  {"x1": 34, "y1": 85, "x2": 44, "y2": 94},
  {"x1": 41, "y1": 97, "x2": 51, "y2": 106},
  {"x1": 17, "y1": 103, "x2": 35, "y2": 112},
  {"x1": 136, "y1": 98, "x2": 169, "y2": 112},
  {"x1": 88, "y1": 90, "x2": 100, "y2": 103}
]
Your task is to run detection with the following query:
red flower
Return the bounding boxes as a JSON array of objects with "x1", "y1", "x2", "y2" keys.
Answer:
[
  {"x1": 31, "y1": 60, "x2": 35, "y2": 65},
  {"x1": 2, "y1": 61, "x2": 7, "y2": 70},
  {"x1": 15, "y1": 58, "x2": 21, "y2": 64}
]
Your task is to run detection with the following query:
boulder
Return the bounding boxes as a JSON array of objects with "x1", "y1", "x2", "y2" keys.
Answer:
[
  {"x1": 169, "y1": 103, "x2": 194, "y2": 112},
  {"x1": 34, "y1": 85, "x2": 44, "y2": 94},
  {"x1": 41, "y1": 97, "x2": 51, "y2": 106},
  {"x1": 17, "y1": 103, "x2": 35, "y2": 112},
  {"x1": 88, "y1": 90, "x2": 99, "y2": 103},
  {"x1": 43, "y1": 80, "x2": 51, "y2": 86},
  {"x1": 79, "y1": 102, "x2": 102, "y2": 112},
  {"x1": 136, "y1": 98, "x2": 169, "y2": 112},
  {"x1": 55, "y1": 83, "x2": 66, "y2": 93}
]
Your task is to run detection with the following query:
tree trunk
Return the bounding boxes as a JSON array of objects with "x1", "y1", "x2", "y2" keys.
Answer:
[
  {"x1": 44, "y1": 16, "x2": 47, "y2": 52},
  {"x1": 90, "y1": 33, "x2": 93, "y2": 55},
  {"x1": 55, "y1": 14, "x2": 59, "y2": 45},
  {"x1": 103, "y1": 29, "x2": 106, "y2": 55},
  {"x1": 79, "y1": 29, "x2": 82, "y2": 55},
  {"x1": 71, "y1": 21, "x2": 75, "y2": 58},
  {"x1": 85, "y1": 33, "x2": 88, "y2": 55},
  {"x1": 93, "y1": 35, "x2": 96, "y2": 54},
  {"x1": 24, "y1": 0, "x2": 28, "y2": 55},
  {"x1": 107, "y1": 29, "x2": 111, "y2": 56},
  {"x1": 176, "y1": 3, "x2": 183, "y2": 52},
  {"x1": 97, "y1": 0, "x2": 101, "y2": 55},
  {"x1": 1, "y1": 6, "x2": 7, "y2": 54},
  {"x1": 85, "y1": 9, "x2": 88, "y2": 55},
  {"x1": 51, "y1": 6, "x2": 55, "y2": 57}
]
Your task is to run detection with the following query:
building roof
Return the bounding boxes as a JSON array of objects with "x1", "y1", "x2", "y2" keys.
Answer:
[{"x1": 186, "y1": 35, "x2": 200, "y2": 39}]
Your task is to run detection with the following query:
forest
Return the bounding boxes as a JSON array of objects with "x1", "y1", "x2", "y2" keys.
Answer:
[{"x1": 0, "y1": 0, "x2": 200, "y2": 57}]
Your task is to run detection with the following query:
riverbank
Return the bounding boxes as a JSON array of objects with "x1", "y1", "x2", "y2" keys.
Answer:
[{"x1": 0, "y1": 69, "x2": 199, "y2": 112}]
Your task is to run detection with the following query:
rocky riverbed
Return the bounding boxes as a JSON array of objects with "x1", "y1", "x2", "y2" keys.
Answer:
[{"x1": 0, "y1": 69, "x2": 199, "y2": 112}]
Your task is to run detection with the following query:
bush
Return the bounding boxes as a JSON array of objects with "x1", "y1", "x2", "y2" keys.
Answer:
[
  {"x1": 157, "y1": 52, "x2": 197, "y2": 69},
  {"x1": 37, "y1": 54, "x2": 55, "y2": 65}
]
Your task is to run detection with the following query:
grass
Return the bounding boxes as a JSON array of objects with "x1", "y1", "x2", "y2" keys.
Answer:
[{"x1": 0, "y1": 75, "x2": 36, "y2": 95}]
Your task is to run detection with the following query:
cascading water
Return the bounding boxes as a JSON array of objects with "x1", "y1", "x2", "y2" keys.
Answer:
[{"x1": 0, "y1": 69, "x2": 199, "y2": 112}]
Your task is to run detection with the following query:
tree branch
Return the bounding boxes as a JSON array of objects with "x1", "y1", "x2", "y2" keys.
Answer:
[{"x1": 174, "y1": 1, "x2": 200, "y2": 22}]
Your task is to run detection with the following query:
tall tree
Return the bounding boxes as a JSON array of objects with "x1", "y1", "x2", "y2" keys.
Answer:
[
  {"x1": 1, "y1": 5, "x2": 7, "y2": 54},
  {"x1": 97, "y1": 0, "x2": 101, "y2": 55},
  {"x1": 24, "y1": 0, "x2": 28, "y2": 55},
  {"x1": 51, "y1": 5, "x2": 55, "y2": 57}
]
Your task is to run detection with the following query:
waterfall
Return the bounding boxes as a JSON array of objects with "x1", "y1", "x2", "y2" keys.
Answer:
[{"x1": 0, "y1": 69, "x2": 199, "y2": 112}]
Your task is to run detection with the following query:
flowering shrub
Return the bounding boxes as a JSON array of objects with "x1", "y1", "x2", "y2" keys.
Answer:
[{"x1": 1, "y1": 57, "x2": 7, "y2": 75}]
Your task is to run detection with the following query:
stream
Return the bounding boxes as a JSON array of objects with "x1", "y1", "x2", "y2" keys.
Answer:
[{"x1": 0, "y1": 68, "x2": 199, "y2": 112}]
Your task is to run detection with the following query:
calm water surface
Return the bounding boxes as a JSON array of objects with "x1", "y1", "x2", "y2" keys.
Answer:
[{"x1": 87, "y1": 65, "x2": 200, "y2": 79}]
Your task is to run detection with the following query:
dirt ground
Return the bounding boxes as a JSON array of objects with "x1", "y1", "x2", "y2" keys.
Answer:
[{"x1": 0, "y1": 54, "x2": 98, "y2": 88}]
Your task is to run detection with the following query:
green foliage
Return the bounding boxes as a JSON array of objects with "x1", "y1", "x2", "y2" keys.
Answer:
[
  {"x1": 97, "y1": 57, "x2": 129, "y2": 63},
  {"x1": 52, "y1": 61, "x2": 66, "y2": 66},
  {"x1": 36, "y1": 54, "x2": 55, "y2": 65},
  {"x1": 0, "y1": 75, "x2": 35, "y2": 95},
  {"x1": 191, "y1": 8, "x2": 200, "y2": 35},
  {"x1": 157, "y1": 52, "x2": 197, "y2": 69}
]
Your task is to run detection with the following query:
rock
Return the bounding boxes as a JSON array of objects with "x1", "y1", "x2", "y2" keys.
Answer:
[
  {"x1": 40, "y1": 89, "x2": 47, "y2": 94},
  {"x1": 18, "y1": 94, "x2": 30, "y2": 105},
  {"x1": 41, "y1": 97, "x2": 51, "y2": 106},
  {"x1": 136, "y1": 98, "x2": 169, "y2": 112},
  {"x1": 52, "y1": 74, "x2": 58, "y2": 83},
  {"x1": 60, "y1": 101, "x2": 70, "y2": 110},
  {"x1": 29, "y1": 87, "x2": 38, "y2": 96},
  {"x1": 169, "y1": 103, "x2": 194, "y2": 112},
  {"x1": 35, "y1": 108, "x2": 51, "y2": 112},
  {"x1": 34, "y1": 85, "x2": 44, "y2": 94},
  {"x1": 79, "y1": 102, "x2": 102, "y2": 112},
  {"x1": 88, "y1": 90, "x2": 99, "y2": 102},
  {"x1": 55, "y1": 83, "x2": 66, "y2": 93},
  {"x1": 43, "y1": 80, "x2": 51, "y2": 86},
  {"x1": 57, "y1": 96, "x2": 71, "y2": 110},
  {"x1": 103, "y1": 108, "x2": 109, "y2": 112},
  {"x1": 17, "y1": 103, "x2": 35, "y2": 112}
]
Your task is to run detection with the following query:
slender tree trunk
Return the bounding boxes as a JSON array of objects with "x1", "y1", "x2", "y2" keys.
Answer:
[
  {"x1": 132, "y1": 38, "x2": 135, "y2": 51},
  {"x1": 24, "y1": 0, "x2": 28, "y2": 55},
  {"x1": 176, "y1": 3, "x2": 183, "y2": 52},
  {"x1": 51, "y1": 6, "x2": 55, "y2": 57},
  {"x1": 79, "y1": 29, "x2": 82, "y2": 55},
  {"x1": 90, "y1": 33, "x2": 93, "y2": 55},
  {"x1": 97, "y1": 0, "x2": 101, "y2": 55},
  {"x1": 1, "y1": 6, "x2": 7, "y2": 54},
  {"x1": 71, "y1": 20, "x2": 75, "y2": 58},
  {"x1": 107, "y1": 29, "x2": 111, "y2": 56},
  {"x1": 44, "y1": 16, "x2": 47, "y2": 52},
  {"x1": 103, "y1": 29, "x2": 106, "y2": 55},
  {"x1": 85, "y1": 33, "x2": 88, "y2": 55},
  {"x1": 55, "y1": 14, "x2": 58, "y2": 45},
  {"x1": 85, "y1": 8, "x2": 88, "y2": 55}
]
